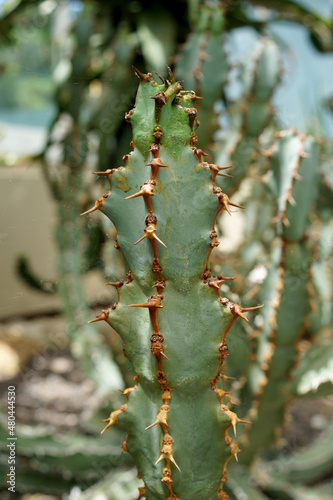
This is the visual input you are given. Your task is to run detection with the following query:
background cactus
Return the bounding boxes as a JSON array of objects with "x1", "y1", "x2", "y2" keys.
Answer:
[{"x1": 0, "y1": 1, "x2": 332, "y2": 499}]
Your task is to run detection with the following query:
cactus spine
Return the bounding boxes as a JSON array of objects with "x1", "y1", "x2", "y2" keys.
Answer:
[{"x1": 84, "y1": 69, "x2": 261, "y2": 500}]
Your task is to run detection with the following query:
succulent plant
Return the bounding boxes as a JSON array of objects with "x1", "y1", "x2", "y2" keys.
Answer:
[
  {"x1": 1, "y1": 1, "x2": 332, "y2": 499},
  {"x1": 82, "y1": 67, "x2": 266, "y2": 500}
]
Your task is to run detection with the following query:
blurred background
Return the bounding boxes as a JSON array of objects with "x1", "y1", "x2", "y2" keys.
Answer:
[{"x1": 0, "y1": 0, "x2": 332, "y2": 499}]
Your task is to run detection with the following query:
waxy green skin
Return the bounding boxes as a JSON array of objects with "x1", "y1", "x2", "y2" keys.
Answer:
[
  {"x1": 216, "y1": 38, "x2": 281, "y2": 195},
  {"x1": 240, "y1": 131, "x2": 320, "y2": 464},
  {"x1": 175, "y1": 4, "x2": 228, "y2": 149},
  {"x1": 100, "y1": 78, "x2": 234, "y2": 499}
]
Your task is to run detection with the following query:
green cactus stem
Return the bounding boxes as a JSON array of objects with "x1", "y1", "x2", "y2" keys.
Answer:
[
  {"x1": 175, "y1": 2, "x2": 229, "y2": 150},
  {"x1": 216, "y1": 38, "x2": 281, "y2": 195},
  {"x1": 239, "y1": 129, "x2": 320, "y2": 464},
  {"x1": 83, "y1": 69, "x2": 261, "y2": 500}
]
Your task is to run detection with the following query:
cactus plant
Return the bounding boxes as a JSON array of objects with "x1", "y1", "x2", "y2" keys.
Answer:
[
  {"x1": 83, "y1": 67, "x2": 263, "y2": 500},
  {"x1": 1, "y1": 1, "x2": 333, "y2": 499},
  {"x1": 238, "y1": 130, "x2": 321, "y2": 464}
]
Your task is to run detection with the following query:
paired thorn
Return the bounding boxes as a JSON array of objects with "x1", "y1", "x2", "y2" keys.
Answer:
[
  {"x1": 192, "y1": 147, "x2": 209, "y2": 163},
  {"x1": 186, "y1": 90, "x2": 203, "y2": 102},
  {"x1": 230, "y1": 302, "x2": 264, "y2": 321},
  {"x1": 100, "y1": 404, "x2": 127, "y2": 434},
  {"x1": 146, "y1": 158, "x2": 169, "y2": 169},
  {"x1": 80, "y1": 192, "x2": 111, "y2": 216},
  {"x1": 124, "y1": 183, "x2": 156, "y2": 200},
  {"x1": 230, "y1": 441, "x2": 241, "y2": 462},
  {"x1": 221, "y1": 404, "x2": 251, "y2": 436},
  {"x1": 126, "y1": 297, "x2": 164, "y2": 310},
  {"x1": 208, "y1": 276, "x2": 235, "y2": 296},
  {"x1": 120, "y1": 385, "x2": 138, "y2": 400},
  {"x1": 155, "y1": 454, "x2": 181, "y2": 472},
  {"x1": 134, "y1": 224, "x2": 167, "y2": 248},
  {"x1": 155, "y1": 433, "x2": 181, "y2": 472},
  {"x1": 88, "y1": 308, "x2": 112, "y2": 324},
  {"x1": 128, "y1": 295, "x2": 164, "y2": 334},
  {"x1": 145, "y1": 405, "x2": 170, "y2": 430},
  {"x1": 155, "y1": 454, "x2": 181, "y2": 474},
  {"x1": 202, "y1": 162, "x2": 233, "y2": 183},
  {"x1": 220, "y1": 298, "x2": 263, "y2": 343},
  {"x1": 219, "y1": 193, "x2": 245, "y2": 216}
]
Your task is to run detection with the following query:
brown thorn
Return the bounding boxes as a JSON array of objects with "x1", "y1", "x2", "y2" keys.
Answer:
[
  {"x1": 137, "y1": 486, "x2": 146, "y2": 499},
  {"x1": 293, "y1": 171, "x2": 303, "y2": 181},
  {"x1": 80, "y1": 203, "x2": 101, "y2": 216},
  {"x1": 192, "y1": 147, "x2": 209, "y2": 164},
  {"x1": 217, "y1": 273, "x2": 235, "y2": 282},
  {"x1": 151, "y1": 91, "x2": 169, "y2": 123},
  {"x1": 191, "y1": 94, "x2": 203, "y2": 101},
  {"x1": 100, "y1": 404, "x2": 127, "y2": 434},
  {"x1": 81, "y1": 192, "x2": 111, "y2": 216},
  {"x1": 288, "y1": 195, "x2": 297, "y2": 206},
  {"x1": 208, "y1": 279, "x2": 224, "y2": 298},
  {"x1": 153, "y1": 280, "x2": 166, "y2": 294},
  {"x1": 145, "y1": 420, "x2": 169, "y2": 430},
  {"x1": 88, "y1": 309, "x2": 110, "y2": 324},
  {"x1": 93, "y1": 169, "x2": 115, "y2": 176},
  {"x1": 134, "y1": 224, "x2": 167, "y2": 248},
  {"x1": 133, "y1": 233, "x2": 147, "y2": 245},
  {"x1": 150, "y1": 143, "x2": 160, "y2": 158},
  {"x1": 121, "y1": 435, "x2": 128, "y2": 454},
  {"x1": 132, "y1": 66, "x2": 152, "y2": 82},
  {"x1": 126, "y1": 302, "x2": 164, "y2": 309},
  {"x1": 228, "y1": 200, "x2": 245, "y2": 210},
  {"x1": 167, "y1": 66, "x2": 176, "y2": 84},
  {"x1": 145, "y1": 407, "x2": 170, "y2": 430},
  {"x1": 81, "y1": 200, "x2": 103, "y2": 216},
  {"x1": 124, "y1": 184, "x2": 156, "y2": 200},
  {"x1": 93, "y1": 168, "x2": 120, "y2": 189},
  {"x1": 105, "y1": 280, "x2": 124, "y2": 302},
  {"x1": 155, "y1": 454, "x2": 181, "y2": 473},
  {"x1": 221, "y1": 373, "x2": 236, "y2": 381},
  {"x1": 160, "y1": 351, "x2": 170, "y2": 360},
  {"x1": 204, "y1": 162, "x2": 233, "y2": 183},
  {"x1": 146, "y1": 158, "x2": 169, "y2": 169},
  {"x1": 216, "y1": 171, "x2": 233, "y2": 178},
  {"x1": 154, "y1": 233, "x2": 167, "y2": 248},
  {"x1": 153, "y1": 71, "x2": 166, "y2": 84},
  {"x1": 221, "y1": 315, "x2": 238, "y2": 344},
  {"x1": 169, "y1": 455, "x2": 181, "y2": 472},
  {"x1": 155, "y1": 454, "x2": 164, "y2": 466}
]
